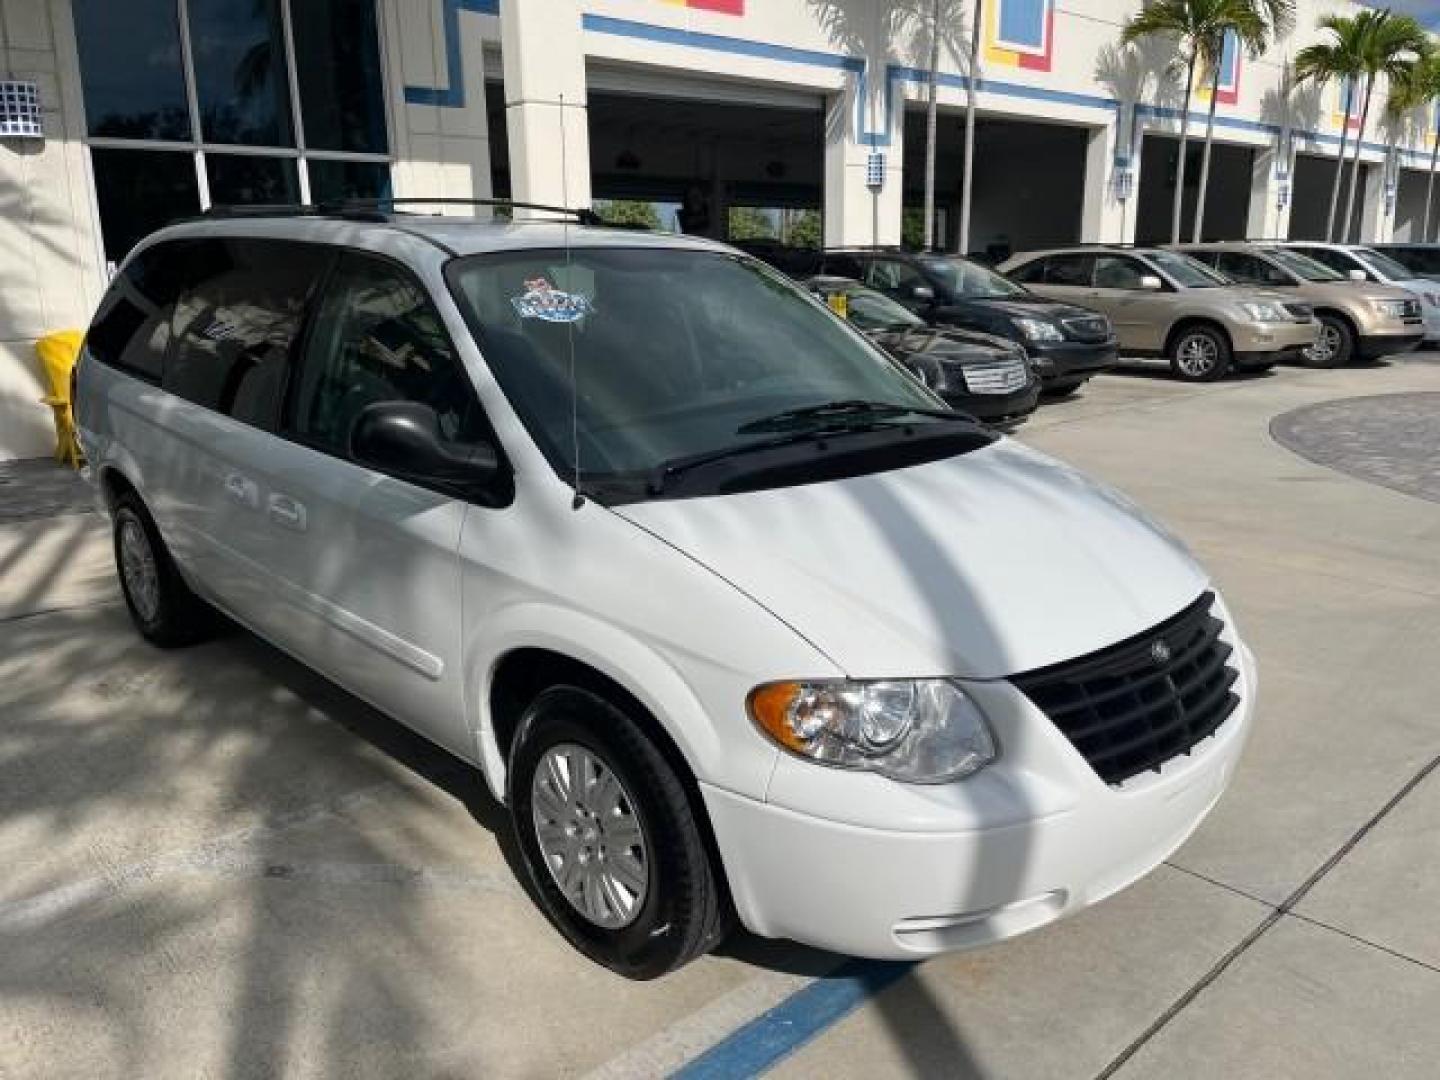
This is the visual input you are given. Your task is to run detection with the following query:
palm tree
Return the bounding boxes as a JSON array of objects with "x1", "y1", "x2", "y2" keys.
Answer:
[
  {"x1": 1294, "y1": 17, "x2": 1367, "y2": 241},
  {"x1": 1189, "y1": 0, "x2": 1293, "y2": 241},
  {"x1": 1121, "y1": 0, "x2": 1291, "y2": 244},
  {"x1": 1398, "y1": 55, "x2": 1440, "y2": 240},
  {"x1": 1322, "y1": 11, "x2": 1430, "y2": 243}
]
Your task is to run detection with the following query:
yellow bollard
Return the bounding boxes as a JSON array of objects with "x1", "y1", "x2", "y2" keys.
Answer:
[{"x1": 35, "y1": 330, "x2": 85, "y2": 468}]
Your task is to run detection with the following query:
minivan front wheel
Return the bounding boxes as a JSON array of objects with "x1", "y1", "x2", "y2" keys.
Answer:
[
  {"x1": 1305, "y1": 314, "x2": 1353, "y2": 368},
  {"x1": 112, "y1": 493, "x2": 212, "y2": 647},
  {"x1": 1169, "y1": 325, "x2": 1231, "y2": 382},
  {"x1": 508, "y1": 686, "x2": 729, "y2": 978}
]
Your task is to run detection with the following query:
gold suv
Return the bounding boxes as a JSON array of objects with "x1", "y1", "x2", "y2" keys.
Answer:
[
  {"x1": 998, "y1": 246, "x2": 1319, "y2": 381},
  {"x1": 1174, "y1": 242, "x2": 1424, "y2": 367}
]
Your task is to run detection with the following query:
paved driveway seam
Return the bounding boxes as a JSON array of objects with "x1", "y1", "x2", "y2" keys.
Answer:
[{"x1": 1095, "y1": 748, "x2": 1440, "y2": 1079}]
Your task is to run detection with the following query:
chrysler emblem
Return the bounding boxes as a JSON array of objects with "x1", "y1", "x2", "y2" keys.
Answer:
[{"x1": 1150, "y1": 640, "x2": 1172, "y2": 665}]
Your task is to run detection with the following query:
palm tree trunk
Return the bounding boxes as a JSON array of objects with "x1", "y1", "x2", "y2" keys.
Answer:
[
  {"x1": 958, "y1": 0, "x2": 983, "y2": 254},
  {"x1": 1341, "y1": 75, "x2": 1374, "y2": 243},
  {"x1": 923, "y1": 0, "x2": 940, "y2": 250},
  {"x1": 1326, "y1": 81, "x2": 1354, "y2": 242},
  {"x1": 1424, "y1": 119, "x2": 1440, "y2": 241},
  {"x1": 1192, "y1": 60, "x2": 1223, "y2": 242},
  {"x1": 1172, "y1": 54, "x2": 1197, "y2": 245}
]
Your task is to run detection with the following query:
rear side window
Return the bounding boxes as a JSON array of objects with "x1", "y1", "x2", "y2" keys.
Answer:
[
  {"x1": 288, "y1": 253, "x2": 483, "y2": 457},
  {"x1": 1044, "y1": 254, "x2": 1095, "y2": 287},
  {"x1": 85, "y1": 241, "x2": 193, "y2": 382},
  {"x1": 1093, "y1": 255, "x2": 1146, "y2": 289},
  {"x1": 165, "y1": 239, "x2": 331, "y2": 427}
]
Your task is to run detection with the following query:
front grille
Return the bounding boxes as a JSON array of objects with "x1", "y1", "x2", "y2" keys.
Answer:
[
  {"x1": 1283, "y1": 302, "x2": 1313, "y2": 322},
  {"x1": 1061, "y1": 315, "x2": 1110, "y2": 341},
  {"x1": 1403, "y1": 299, "x2": 1421, "y2": 319},
  {"x1": 960, "y1": 355, "x2": 1030, "y2": 395},
  {"x1": 1012, "y1": 591, "x2": 1239, "y2": 786}
]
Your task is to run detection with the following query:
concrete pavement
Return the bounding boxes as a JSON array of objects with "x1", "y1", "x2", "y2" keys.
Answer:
[{"x1": 3, "y1": 357, "x2": 1439, "y2": 1078}]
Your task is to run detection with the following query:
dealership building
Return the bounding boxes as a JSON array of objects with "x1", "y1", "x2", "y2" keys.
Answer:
[{"x1": 0, "y1": 0, "x2": 1434, "y2": 459}]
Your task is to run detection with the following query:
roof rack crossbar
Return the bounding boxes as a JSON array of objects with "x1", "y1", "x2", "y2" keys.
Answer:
[{"x1": 199, "y1": 196, "x2": 605, "y2": 226}]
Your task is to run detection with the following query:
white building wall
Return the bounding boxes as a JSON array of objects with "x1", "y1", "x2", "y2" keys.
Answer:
[{"x1": 0, "y1": 0, "x2": 103, "y2": 461}]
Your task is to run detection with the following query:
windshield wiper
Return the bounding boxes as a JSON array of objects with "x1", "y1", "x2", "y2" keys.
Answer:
[{"x1": 736, "y1": 399, "x2": 953, "y2": 435}]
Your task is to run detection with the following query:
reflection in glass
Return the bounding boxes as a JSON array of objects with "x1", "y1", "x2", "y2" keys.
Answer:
[
  {"x1": 90, "y1": 149, "x2": 200, "y2": 263},
  {"x1": 307, "y1": 160, "x2": 393, "y2": 205},
  {"x1": 73, "y1": 0, "x2": 190, "y2": 139},
  {"x1": 188, "y1": 0, "x2": 293, "y2": 146},
  {"x1": 206, "y1": 154, "x2": 299, "y2": 206},
  {"x1": 291, "y1": 0, "x2": 388, "y2": 154}
]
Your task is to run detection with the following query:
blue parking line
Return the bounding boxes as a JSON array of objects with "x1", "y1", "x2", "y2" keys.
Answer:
[{"x1": 670, "y1": 959, "x2": 917, "y2": 1079}]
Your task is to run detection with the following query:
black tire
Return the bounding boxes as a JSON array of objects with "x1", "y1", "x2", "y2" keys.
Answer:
[
  {"x1": 1305, "y1": 314, "x2": 1354, "y2": 368},
  {"x1": 508, "y1": 686, "x2": 730, "y2": 979},
  {"x1": 1168, "y1": 324, "x2": 1232, "y2": 382},
  {"x1": 112, "y1": 491, "x2": 213, "y2": 647}
]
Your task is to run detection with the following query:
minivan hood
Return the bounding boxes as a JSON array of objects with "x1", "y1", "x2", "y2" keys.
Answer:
[{"x1": 613, "y1": 440, "x2": 1208, "y2": 679}]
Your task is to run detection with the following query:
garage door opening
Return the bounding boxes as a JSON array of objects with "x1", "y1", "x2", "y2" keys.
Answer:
[
  {"x1": 900, "y1": 112, "x2": 1088, "y2": 262},
  {"x1": 1392, "y1": 167, "x2": 1438, "y2": 242},
  {"x1": 1289, "y1": 153, "x2": 1368, "y2": 241},
  {"x1": 1134, "y1": 134, "x2": 1253, "y2": 244},
  {"x1": 487, "y1": 87, "x2": 824, "y2": 244}
]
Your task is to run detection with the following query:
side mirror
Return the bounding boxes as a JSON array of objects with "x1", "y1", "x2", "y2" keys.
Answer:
[
  {"x1": 1348, "y1": 268, "x2": 1368, "y2": 282},
  {"x1": 912, "y1": 285, "x2": 936, "y2": 302},
  {"x1": 351, "y1": 401, "x2": 499, "y2": 489},
  {"x1": 1140, "y1": 275, "x2": 1163, "y2": 291}
]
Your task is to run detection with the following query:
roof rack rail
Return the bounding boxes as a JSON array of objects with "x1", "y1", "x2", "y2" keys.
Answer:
[{"x1": 199, "y1": 196, "x2": 606, "y2": 226}]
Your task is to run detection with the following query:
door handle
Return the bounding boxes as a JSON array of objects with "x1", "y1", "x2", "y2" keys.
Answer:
[
  {"x1": 267, "y1": 493, "x2": 307, "y2": 532},
  {"x1": 224, "y1": 472, "x2": 259, "y2": 509}
]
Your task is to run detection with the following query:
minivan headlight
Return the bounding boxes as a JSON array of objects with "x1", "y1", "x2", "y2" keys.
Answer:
[
  {"x1": 748, "y1": 679, "x2": 996, "y2": 783},
  {"x1": 1013, "y1": 316, "x2": 1064, "y2": 342},
  {"x1": 1240, "y1": 300, "x2": 1288, "y2": 323},
  {"x1": 1372, "y1": 298, "x2": 1410, "y2": 318}
]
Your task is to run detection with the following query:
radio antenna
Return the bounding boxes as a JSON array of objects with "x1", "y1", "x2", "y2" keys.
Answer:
[{"x1": 560, "y1": 92, "x2": 585, "y2": 511}]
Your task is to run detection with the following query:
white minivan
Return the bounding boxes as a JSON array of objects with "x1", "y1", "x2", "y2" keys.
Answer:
[{"x1": 75, "y1": 211, "x2": 1255, "y2": 979}]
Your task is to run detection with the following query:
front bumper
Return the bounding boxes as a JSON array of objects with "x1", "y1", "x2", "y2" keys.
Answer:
[
  {"x1": 1229, "y1": 318, "x2": 1318, "y2": 355},
  {"x1": 943, "y1": 381, "x2": 1040, "y2": 424},
  {"x1": 1027, "y1": 338, "x2": 1118, "y2": 382},
  {"x1": 704, "y1": 638, "x2": 1256, "y2": 960},
  {"x1": 1356, "y1": 329, "x2": 1425, "y2": 359}
]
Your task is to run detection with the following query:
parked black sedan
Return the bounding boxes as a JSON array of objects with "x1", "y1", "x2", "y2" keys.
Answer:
[
  {"x1": 805, "y1": 276, "x2": 1040, "y2": 424},
  {"x1": 818, "y1": 249, "x2": 1118, "y2": 395}
]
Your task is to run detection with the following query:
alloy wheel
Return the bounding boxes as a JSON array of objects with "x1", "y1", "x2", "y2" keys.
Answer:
[
  {"x1": 118, "y1": 515, "x2": 161, "y2": 623},
  {"x1": 1175, "y1": 333, "x2": 1219, "y2": 378},
  {"x1": 1306, "y1": 323, "x2": 1341, "y2": 365},
  {"x1": 530, "y1": 743, "x2": 649, "y2": 929}
]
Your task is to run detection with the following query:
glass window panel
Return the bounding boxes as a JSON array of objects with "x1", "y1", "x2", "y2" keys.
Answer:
[
  {"x1": 73, "y1": 0, "x2": 190, "y2": 140},
  {"x1": 306, "y1": 160, "x2": 392, "y2": 205},
  {"x1": 90, "y1": 148, "x2": 201, "y2": 263},
  {"x1": 167, "y1": 239, "x2": 330, "y2": 425},
  {"x1": 291, "y1": 0, "x2": 388, "y2": 154},
  {"x1": 206, "y1": 154, "x2": 299, "y2": 206},
  {"x1": 291, "y1": 254, "x2": 480, "y2": 455},
  {"x1": 188, "y1": 0, "x2": 293, "y2": 146},
  {"x1": 86, "y1": 241, "x2": 197, "y2": 382}
]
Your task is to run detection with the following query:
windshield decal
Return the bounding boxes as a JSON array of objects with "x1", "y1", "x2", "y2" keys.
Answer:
[{"x1": 511, "y1": 277, "x2": 594, "y2": 323}]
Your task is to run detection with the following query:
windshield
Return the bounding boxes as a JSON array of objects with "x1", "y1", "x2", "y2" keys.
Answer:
[
  {"x1": 1355, "y1": 248, "x2": 1416, "y2": 281},
  {"x1": 446, "y1": 248, "x2": 945, "y2": 483},
  {"x1": 1148, "y1": 250, "x2": 1228, "y2": 288},
  {"x1": 919, "y1": 256, "x2": 1028, "y2": 298},
  {"x1": 1266, "y1": 248, "x2": 1343, "y2": 282},
  {"x1": 831, "y1": 285, "x2": 925, "y2": 331}
]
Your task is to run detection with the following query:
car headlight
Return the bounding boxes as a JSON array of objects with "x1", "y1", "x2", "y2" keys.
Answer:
[
  {"x1": 1372, "y1": 299, "x2": 1410, "y2": 318},
  {"x1": 1240, "y1": 301, "x2": 1288, "y2": 323},
  {"x1": 748, "y1": 678, "x2": 997, "y2": 784},
  {"x1": 1013, "y1": 316, "x2": 1064, "y2": 342}
]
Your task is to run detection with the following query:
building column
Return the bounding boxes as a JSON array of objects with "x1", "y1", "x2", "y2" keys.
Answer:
[
  {"x1": 1082, "y1": 114, "x2": 1137, "y2": 244},
  {"x1": 499, "y1": 0, "x2": 590, "y2": 214},
  {"x1": 824, "y1": 67, "x2": 902, "y2": 247},
  {"x1": 1246, "y1": 146, "x2": 1292, "y2": 241},
  {"x1": 1359, "y1": 156, "x2": 1393, "y2": 243}
]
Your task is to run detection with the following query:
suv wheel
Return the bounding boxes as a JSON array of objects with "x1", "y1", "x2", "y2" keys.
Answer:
[
  {"x1": 112, "y1": 492, "x2": 214, "y2": 647},
  {"x1": 1169, "y1": 325, "x2": 1231, "y2": 382},
  {"x1": 1305, "y1": 315, "x2": 1353, "y2": 368},
  {"x1": 508, "y1": 686, "x2": 731, "y2": 979}
]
